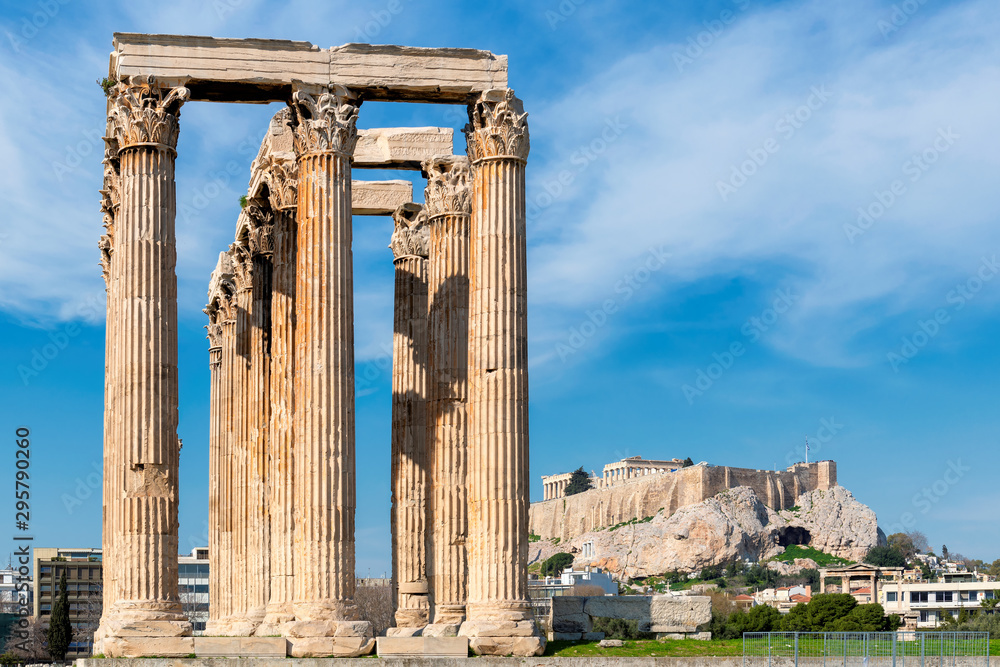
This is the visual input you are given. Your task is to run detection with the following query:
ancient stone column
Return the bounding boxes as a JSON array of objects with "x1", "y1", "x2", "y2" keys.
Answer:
[
  {"x1": 287, "y1": 87, "x2": 374, "y2": 657},
  {"x1": 245, "y1": 203, "x2": 274, "y2": 631},
  {"x1": 205, "y1": 308, "x2": 223, "y2": 630},
  {"x1": 459, "y1": 89, "x2": 544, "y2": 656},
  {"x1": 387, "y1": 203, "x2": 431, "y2": 634},
  {"x1": 258, "y1": 158, "x2": 299, "y2": 636},
  {"x1": 227, "y1": 242, "x2": 255, "y2": 636},
  {"x1": 207, "y1": 280, "x2": 237, "y2": 635},
  {"x1": 421, "y1": 156, "x2": 472, "y2": 635},
  {"x1": 96, "y1": 76, "x2": 193, "y2": 656}
]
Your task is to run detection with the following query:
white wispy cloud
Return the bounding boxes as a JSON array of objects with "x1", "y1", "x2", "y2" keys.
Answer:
[{"x1": 525, "y1": 0, "x2": 1000, "y2": 369}]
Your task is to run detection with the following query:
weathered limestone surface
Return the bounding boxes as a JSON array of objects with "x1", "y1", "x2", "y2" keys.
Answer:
[
  {"x1": 458, "y1": 89, "x2": 542, "y2": 657},
  {"x1": 352, "y1": 180, "x2": 413, "y2": 216},
  {"x1": 529, "y1": 461, "x2": 838, "y2": 543},
  {"x1": 355, "y1": 128, "x2": 454, "y2": 170},
  {"x1": 549, "y1": 596, "x2": 710, "y2": 637},
  {"x1": 529, "y1": 486, "x2": 880, "y2": 578},
  {"x1": 388, "y1": 203, "x2": 430, "y2": 630},
  {"x1": 422, "y1": 156, "x2": 472, "y2": 631},
  {"x1": 97, "y1": 77, "x2": 192, "y2": 654},
  {"x1": 287, "y1": 87, "x2": 372, "y2": 656},
  {"x1": 111, "y1": 34, "x2": 508, "y2": 103},
  {"x1": 245, "y1": 204, "x2": 274, "y2": 631},
  {"x1": 376, "y1": 636, "x2": 469, "y2": 658},
  {"x1": 258, "y1": 164, "x2": 298, "y2": 636},
  {"x1": 205, "y1": 253, "x2": 235, "y2": 635}
]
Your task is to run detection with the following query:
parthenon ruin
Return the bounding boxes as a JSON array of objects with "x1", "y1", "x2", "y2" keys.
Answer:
[{"x1": 97, "y1": 33, "x2": 541, "y2": 658}]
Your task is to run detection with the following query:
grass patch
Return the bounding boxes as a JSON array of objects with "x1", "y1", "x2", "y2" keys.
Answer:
[
  {"x1": 770, "y1": 544, "x2": 852, "y2": 567},
  {"x1": 608, "y1": 515, "x2": 655, "y2": 532},
  {"x1": 546, "y1": 638, "x2": 744, "y2": 657}
]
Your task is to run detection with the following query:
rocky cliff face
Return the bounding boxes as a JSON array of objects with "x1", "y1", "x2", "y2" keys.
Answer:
[{"x1": 528, "y1": 485, "x2": 881, "y2": 578}]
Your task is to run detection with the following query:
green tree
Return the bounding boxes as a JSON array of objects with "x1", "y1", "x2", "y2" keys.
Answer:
[
  {"x1": 46, "y1": 572, "x2": 72, "y2": 660},
  {"x1": 744, "y1": 605, "x2": 782, "y2": 632},
  {"x1": 563, "y1": 467, "x2": 593, "y2": 496},
  {"x1": 942, "y1": 545, "x2": 949, "y2": 559},
  {"x1": 682, "y1": 457, "x2": 694, "y2": 467},
  {"x1": 864, "y1": 545, "x2": 906, "y2": 568},
  {"x1": 541, "y1": 552, "x2": 575, "y2": 577},
  {"x1": 887, "y1": 533, "x2": 916, "y2": 560},
  {"x1": 781, "y1": 593, "x2": 858, "y2": 631},
  {"x1": 800, "y1": 568, "x2": 820, "y2": 589}
]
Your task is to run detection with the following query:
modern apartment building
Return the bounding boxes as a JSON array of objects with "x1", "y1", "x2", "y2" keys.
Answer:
[
  {"x1": 32, "y1": 548, "x2": 103, "y2": 659},
  {"x1": 178, "y1": 547, "x2": 209, "y2": 633},
  {"x1": 879, "y1": 572, "x2": 1000, "y2": 628}
]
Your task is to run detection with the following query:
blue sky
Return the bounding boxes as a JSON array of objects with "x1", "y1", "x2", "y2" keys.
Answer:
[{"x1": 1, "y1": 0, "x2": 998, "y2": 576}]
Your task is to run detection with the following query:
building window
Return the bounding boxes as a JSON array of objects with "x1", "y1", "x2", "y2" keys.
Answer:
[
  {"x1": 938, "y1": 592, "x2": 953, "y2": 603},
  {"x1": 886, "y1": 592, "x2": 897, "y2": 602},
  {"x1": 919, "y1": 611, "x2": 929, "y2": 622},
  {"x1": 911, "y1": 592, "x2": 929, "y2": 603},
  {"x1": 970, "y1": 591, "x2": 979, "y2": 601}
]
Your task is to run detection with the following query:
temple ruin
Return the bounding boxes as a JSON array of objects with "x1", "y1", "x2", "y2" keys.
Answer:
[{"x1": 97, "y1": 33, "x2": 540, "y2": 658}]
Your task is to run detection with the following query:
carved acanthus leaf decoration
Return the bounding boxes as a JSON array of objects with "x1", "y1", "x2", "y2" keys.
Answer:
[
  {"x1": 465, "y1": 88, "x2": 529, "y2": 162},
  {"x1": 389, "y1": 203, "x2": 429, "y2": 260},
  {"x1": 246, "y1": 202, "x2": 275, "y2": 257},
  {"x1": 108, "y1": 76, "x2": 190, "y2": 151},
  {"x1": 262, "y1": 157, "x2": 298, "y2": 211},
  {"x1": 217, "y1": 289, "x2": 238, "y2": 323},
  {"x1": 289, "y1": 87, "x2": 360, "y2": 156},
  {"x1": 423, "y1": 156, "x2": 471, "y2": 218},
  {"x1": 232, "y1": 244, "x2": 254, "y2": 291},
  {"x1": 99, "y1": 235, "x2": 113, "y2": 287}
]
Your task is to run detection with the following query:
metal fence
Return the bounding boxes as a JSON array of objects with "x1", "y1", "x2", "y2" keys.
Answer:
[{"x1": 744, "y1": 632, "x2": 990, "y2": 667}]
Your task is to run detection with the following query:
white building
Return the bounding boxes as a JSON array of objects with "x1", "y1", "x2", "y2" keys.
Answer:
[
  {"x1": 528, "y1": 567, "x2": 618, "y2": 598},
  {"x1": 880, "y1": 573, "x2": 1000, "y2": 628},
  {"x1": 178, "y1": 547, "x2": 209, "y2": 633}
]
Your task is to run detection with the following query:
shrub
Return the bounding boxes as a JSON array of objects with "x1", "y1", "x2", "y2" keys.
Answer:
[{"x1": 541, "y1": 552, "x2": 575, "y2": 577}]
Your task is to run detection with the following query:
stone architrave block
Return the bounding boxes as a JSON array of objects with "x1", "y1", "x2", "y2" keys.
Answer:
[
  {"x1": 352, "y1": 180, "x2": 413, "y2": 216},
  {"x1": 583, "y1": 595, "x2": 652, "y2": 621},
  {"x1": 647, "y1": 594, "x2": 712, "y2": 632}
]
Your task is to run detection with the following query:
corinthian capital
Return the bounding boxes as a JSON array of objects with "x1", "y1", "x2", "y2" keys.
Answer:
[
  {"x1": 465, "y1": 88, "x2": 529, "y2": 163},
  {"x1": 232, "y1": 243, "x2": 254, "y2": 292},
  {"x1": 289, "y1": 86, "x2": 360, "y2": 157},
  {"x1": 246, "y1": 202, "x2": 275, "y2": 257},
  {"x1": 422, "y1": 156, "x2": 471, "y2": 219},
  {"x1": 107, "y1": 76, "x2": 190, "y2": 152},
  {"x1": 389, "y1": 203, "x2": 429, "y2": 260},
  {"x1": 261, "y1": 157, "x2": 298, "y2": 211}
]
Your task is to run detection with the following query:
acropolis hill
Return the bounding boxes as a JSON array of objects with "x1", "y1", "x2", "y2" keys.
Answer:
[{"x1": 530, "y1": 458, "x2": 837, "y2": 543}]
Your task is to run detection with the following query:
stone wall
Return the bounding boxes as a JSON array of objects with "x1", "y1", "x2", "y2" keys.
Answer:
[
  {"x1": 550, "y1": 595, "x2": 712, "y2": 641},
  {"x1": 529, "y1": 461, "x2": 836, "y2": 542}
]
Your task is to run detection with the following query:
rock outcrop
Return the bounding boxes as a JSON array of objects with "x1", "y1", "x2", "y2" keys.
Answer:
[{"x1": 529, "y1": 485, "x2": 880, "y2": 578}]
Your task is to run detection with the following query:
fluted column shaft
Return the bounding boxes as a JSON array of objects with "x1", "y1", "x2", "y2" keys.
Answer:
[
  {"x1": 261, "y1": 205, "x2": 297, "y2": 633},
  {"x1": 459, "y1": 90, "x2": 542, "y2": 655},
  {"x1": 228, "y1": 254, "x2": 253, "y2": 634},
  {"x1": 206, "y1": 331, "x2": 222, "y2": 625},
  {"x1": 246, "y1": 249, "x2": 272, "y2": 628},
  {"x1": 97, "y1": 80, "x2": 192, "y2": 651},
  {"x1": 388, "y1": 204, "x2": 430, "y2": 631},
  {"x1": 292, "y1": 150, "x2": 359, "y2": 620},
  {"x1": 210, "y1": 309, "x2": 236, "y2": 632},
  {"x1": 390, "y1": 255, "x2": 430, "y2": 628},
  {"x1": 422, "y1": 156, "x2": 472, "y2": 629}
]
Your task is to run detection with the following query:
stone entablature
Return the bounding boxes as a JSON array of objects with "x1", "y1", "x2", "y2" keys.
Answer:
[{"x1": 531, "y1": 460, "x2": 837, "y2": 543}]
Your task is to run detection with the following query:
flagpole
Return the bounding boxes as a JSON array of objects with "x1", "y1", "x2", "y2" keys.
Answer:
[{"x1": 805, "y1": 436, "x2": 809, "y2": 465}]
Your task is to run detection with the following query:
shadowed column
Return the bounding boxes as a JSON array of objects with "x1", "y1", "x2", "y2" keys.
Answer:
[
  {"x1": 387, "y1": 203, "x2": 431, "y2": 634},
  {"x1": 258, "y1": 157, "x2": 299, "y2": 636},
  {"x1": 421, "y1": 156, "x2": 472, "y2": 635}
]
